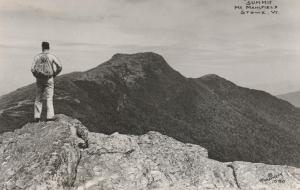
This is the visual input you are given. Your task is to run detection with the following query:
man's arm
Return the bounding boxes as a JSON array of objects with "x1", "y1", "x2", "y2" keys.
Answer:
[
  {"x1": 31, "y1": 56, "x2": 38, "y2": 78},
  {"x1": 52, "y1": 55, "x2": 62, "y2": 77},
  {"x1": 31, "y1": 56, "x2": 37, "y2": 73}
]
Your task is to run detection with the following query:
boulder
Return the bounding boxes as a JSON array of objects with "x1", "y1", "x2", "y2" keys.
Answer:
[{"x1": 0, "y1": 115, "x2": 85, "y2": 189}]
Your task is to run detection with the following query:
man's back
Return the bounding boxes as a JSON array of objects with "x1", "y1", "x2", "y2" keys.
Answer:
[{"x1": 32, "y1": 52, "x2": 62, "y2": 77}]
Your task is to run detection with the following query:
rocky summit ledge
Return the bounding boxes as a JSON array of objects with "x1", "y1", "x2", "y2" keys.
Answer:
[{"x1": 0, "y1": 115, "x2": 299, "y2": 190}]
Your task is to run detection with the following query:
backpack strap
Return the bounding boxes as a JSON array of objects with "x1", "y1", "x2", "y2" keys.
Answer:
[{"x1": 44, "y1": 53, "x2": 55, "y2": 76}]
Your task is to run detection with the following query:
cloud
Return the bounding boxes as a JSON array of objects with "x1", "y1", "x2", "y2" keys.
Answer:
[
  {"x1": 0, "y1": 0, "x2": 300, "y2": 95},
  {"x1": 1, "y1": 0, "x2": 299, "y2": 50}
]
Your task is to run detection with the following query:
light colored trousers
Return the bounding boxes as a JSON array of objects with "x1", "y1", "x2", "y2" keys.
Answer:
[{"x1": 34, "y1": 77, "x2": 55, "y2": 119}]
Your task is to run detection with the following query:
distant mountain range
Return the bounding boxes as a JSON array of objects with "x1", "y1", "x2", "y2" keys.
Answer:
[
  {"x1": 278, "y1": 91, "x2": 300, "y2": 108},
  {"x1": 0, "y1": 52, "x2": 300, "y2": 167}
]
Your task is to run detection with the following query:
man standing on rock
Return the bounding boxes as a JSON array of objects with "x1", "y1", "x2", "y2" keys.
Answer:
[{"x1": 31, "y1": 41, "x2": 62, "y2": 122}]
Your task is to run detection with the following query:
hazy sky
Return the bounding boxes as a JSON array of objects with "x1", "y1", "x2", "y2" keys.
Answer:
[{"x1": 0, "y1": 0, "x2": 300, "y2": 95}]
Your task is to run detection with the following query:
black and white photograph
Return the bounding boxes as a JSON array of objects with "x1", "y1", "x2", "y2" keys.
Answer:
[{"x1": 0, "y1": 0, "x2": 299, "y2": 189}]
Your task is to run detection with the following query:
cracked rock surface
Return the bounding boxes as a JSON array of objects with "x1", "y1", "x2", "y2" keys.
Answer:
[
  {"x1": 0, "y1": 115, "x2": 299, "y2": 189},
  {"x1": 0, "y1": 114, "x2": 83, "y2": 189}
]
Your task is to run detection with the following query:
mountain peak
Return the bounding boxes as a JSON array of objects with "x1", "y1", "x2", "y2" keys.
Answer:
[
  {"x1": 111, "y1": 52, "x2": 164, "y2": 60},
  {"x1": 105, "y1": 52, "x2": 170, "y2": 70},
  {"x1": 199, "y1": 74, "x2": 237, "y2": 91},
  {"x1": 200, "y1": 74, "x2": 224, "y2": 80},
  {"x1": 81, "y1": 52, "x2": 183, "y2": 83},
  {"x1": 200, "y1": 74, "x2": 234, "y2": 84}
]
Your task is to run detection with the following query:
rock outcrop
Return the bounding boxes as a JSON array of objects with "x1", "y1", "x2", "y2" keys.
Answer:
[{"x1": 0, "y1": 115, "x2": 299, "y2": 190}]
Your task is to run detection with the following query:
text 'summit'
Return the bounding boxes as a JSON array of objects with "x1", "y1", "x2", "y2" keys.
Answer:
[{"x1": 234, "y1": 0, "x2": 279, "y2": 15}]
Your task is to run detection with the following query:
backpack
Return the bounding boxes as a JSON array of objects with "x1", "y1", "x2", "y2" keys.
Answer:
[{"x1": 32, "y1": 54, "x2": 54, "y2": 78}]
